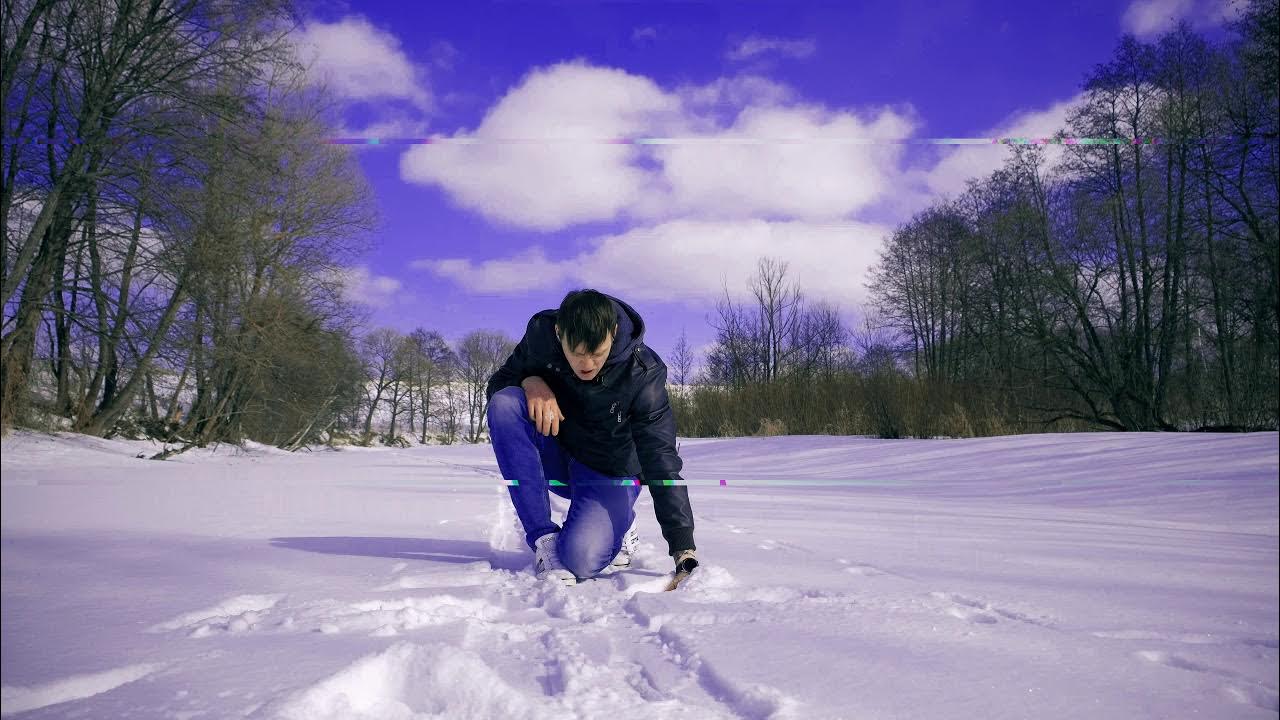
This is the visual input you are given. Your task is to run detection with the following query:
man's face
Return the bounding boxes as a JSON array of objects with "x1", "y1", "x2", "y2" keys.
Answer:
[{"x1": 556, "y1": 324, "x2": 616, "y2": 381}]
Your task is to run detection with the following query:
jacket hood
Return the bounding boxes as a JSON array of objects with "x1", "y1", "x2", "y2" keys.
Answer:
[{"x1": 604, "y1": 294, "x2": 644, "y2": 366}]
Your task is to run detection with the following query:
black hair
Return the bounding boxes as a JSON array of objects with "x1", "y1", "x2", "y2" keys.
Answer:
[{"x1": 556, "y1": 289, "x2": 617, "y2": 352}]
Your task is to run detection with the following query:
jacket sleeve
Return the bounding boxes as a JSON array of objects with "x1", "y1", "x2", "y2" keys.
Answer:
[
  {"x1": 486, "y1": 317, "x2": 539, "y2": 402},
  {"x1": 630, "y1": 361, "x2": 696, "y2": 554}
]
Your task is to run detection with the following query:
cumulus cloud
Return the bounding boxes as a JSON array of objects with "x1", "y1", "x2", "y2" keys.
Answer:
[
  {"x1": 411, "y1": 248, "x2": 569, "y2": 293},
  {"x1": 726, "y1": 35, "x2": 818, "y2": 62},
  {"x1": 924, "y1": 95, "x2": 1080, "y2": 198},
  {"x1": 292, "y1": 16, "x2": 434, "y2": 135},
  {"x1": 1120, "y1": 0, "x2": 1240, "y2": 38},
  {"x1": 345, "y1": 109, "x2": 432, "y2": 140},
  {"x1": 340, "y1": 265, "x2": 403, "y2": 307},
  {"x1": 399, "y1": 61, "x2": 918, "y2": 231},
  {"x1": 401, "y1": 63, "x2": 677, "y2": 230},
  {"x1": 655, "y1": 103, "x2": 915, "y2": 221},
  {"x1": 401, "y1": 63, "x2": 1085, "y2": 309},
  {"x1": 419, "y1": 219, "x2": 890, "y2": 309},
  {"x1": 675, "y1": 75, "x2": 796, "y2": 112}
]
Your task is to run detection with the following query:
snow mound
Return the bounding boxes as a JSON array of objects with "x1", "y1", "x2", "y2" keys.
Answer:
[
  {"x1": 373, "y1": 562, "x2": 493, "y2": 591},
  {"x1": 147, "y1": 593, "x2": 285, "y2": 636},
  {"x1": 333, "y1": 595, "x2": 507, "y2": 636},
  {"x1": 258, "y1": 638, "x2": 738, "y2": 720},
  {"x1": 259, "y1": 642, "x2": 538, "y2": 720},
  {"x1": 1, "y1": 663, "x2": 163, "y2": 716}
]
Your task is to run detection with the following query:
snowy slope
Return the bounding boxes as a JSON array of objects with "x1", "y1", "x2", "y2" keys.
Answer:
[{"x1": 1, "y1": 430, "x2": 1276, "y2": 719}]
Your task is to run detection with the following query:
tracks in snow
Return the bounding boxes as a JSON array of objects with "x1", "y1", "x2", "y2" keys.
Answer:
[{"x1": 66, "y1": 467, "x2": 1275, "y2": 719}]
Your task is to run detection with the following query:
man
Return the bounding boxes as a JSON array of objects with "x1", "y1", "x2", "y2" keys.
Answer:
[{"x1": 485, "y1": 289, "x2": 698, "y2": 585}]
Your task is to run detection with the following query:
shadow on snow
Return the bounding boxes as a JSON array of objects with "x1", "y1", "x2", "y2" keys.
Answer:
[{"x1": 268, "y1": 536, "x2": 529, "y2": 571}]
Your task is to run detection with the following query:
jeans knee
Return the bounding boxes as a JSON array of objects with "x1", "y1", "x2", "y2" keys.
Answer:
[
  {"x1": 558, "y1": 532, "x2": 615, "y2": 579},
  {"x1": 487, "y1": 386, "x2": 526, "y2": 426}
]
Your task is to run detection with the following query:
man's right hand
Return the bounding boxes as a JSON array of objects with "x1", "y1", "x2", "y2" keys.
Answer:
[{"x1": 521, "y1": 376, "x2": 565, "y2": 436}]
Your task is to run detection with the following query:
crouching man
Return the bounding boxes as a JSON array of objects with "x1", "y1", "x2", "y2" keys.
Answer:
[{"x1": 485, "y1": 289, "x2": 698, "y2": 585}]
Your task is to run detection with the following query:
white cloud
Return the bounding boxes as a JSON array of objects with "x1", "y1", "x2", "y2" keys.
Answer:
[
  {"x1": 632, "y1": 26, "x2": 659, "y2": 44},
  {"x1": 726, "y1": 36, "x2": 817, "y2": 62},
  {"x1": 400, "y1": 62, "x2": 677, "y2": 231},
  {"x1": 293, "y1": 16, "x2": 433, "y2": 114},
  {"x1": 339, "y1": 110, "x2": 430, "y2": 141},
  {"x1": 924, "y1": 95, "x2": 1080, "y2": 198},
  {"x1": 656, "y1": 104, "x2": 915, "y2": 221},
  {"x1": 675, "y1": 75, "x2": 796, "y2": 112},
  {"x1": 1123, "y1": 0, "x2": 1194, "y2": 36},
  {"x1": 1120, "y1": 0, "x2": 1239, "y2": 38},
  {"x1": 419, "y1": 219, "x2": 891, "y2": 309},
  {"x1": 340, "y1": 265, "x2": 403, "y2": 307},
  {"x1": 399, "y1": 61, "x2": 918, "y2": 231},
  {"x1": 411, "y1": 248, "x2": 568, "y2": 293}
]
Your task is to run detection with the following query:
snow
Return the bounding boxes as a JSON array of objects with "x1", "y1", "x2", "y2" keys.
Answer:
[
  {"x1": 2, "y1": 429, "x2": 1276, "y2": 719},
  {"x1": 1, "y1": 663, "x2": 165, "y2": 717}
]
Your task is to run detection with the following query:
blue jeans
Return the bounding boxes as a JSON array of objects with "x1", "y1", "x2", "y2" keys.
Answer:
[{"x1": 487, "y1": 386, "x2": 641, "y2": 579}]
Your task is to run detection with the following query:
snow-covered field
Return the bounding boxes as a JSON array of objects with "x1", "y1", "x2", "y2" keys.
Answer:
[{"x1": 2, "y1": 430, "x2": 1276, "y2": 719}]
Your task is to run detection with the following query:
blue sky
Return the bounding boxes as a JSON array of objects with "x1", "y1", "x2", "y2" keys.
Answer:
[{"x1": 292, "y1": 0, "x2": 1239, "y2": 360}]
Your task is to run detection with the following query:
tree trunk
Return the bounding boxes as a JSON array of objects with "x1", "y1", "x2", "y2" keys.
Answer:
[{"x1": 79, "y1": 273, "x2": 188, "y2": 436}]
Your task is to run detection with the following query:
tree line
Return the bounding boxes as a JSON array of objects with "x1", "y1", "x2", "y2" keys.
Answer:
[
  {"x1": 0, "y1": 0, "x2": 517, "y2": 451},
  {"x1": 864, "y1": 10, "x2": 1277, "y2": 433},
  {"x1": 349, "y1": 327, "x2": 512, "y2": 446},
  {"x1": 679, "y1": 6, "x2": 1277, "y2": 437},
  {"x1": 3, "y1": 0, "x2": 1274, "y2": 449}
]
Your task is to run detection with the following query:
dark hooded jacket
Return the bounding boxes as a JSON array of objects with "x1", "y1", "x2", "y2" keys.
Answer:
[{"x1": 485, "y1": 295, "x2": 695, "y2": 554}]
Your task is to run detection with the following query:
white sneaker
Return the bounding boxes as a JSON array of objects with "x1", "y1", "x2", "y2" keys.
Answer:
[
  {"x1": 533, "y1": 533, "x2": 577, "y2": 585},
  {"x1": 610, "y1": 520, "x2": 640, "y2": 568}
]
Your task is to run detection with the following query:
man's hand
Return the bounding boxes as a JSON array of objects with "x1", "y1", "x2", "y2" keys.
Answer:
[{"x1": 522, "y1": 376, "x2": 565, "y2": 436}]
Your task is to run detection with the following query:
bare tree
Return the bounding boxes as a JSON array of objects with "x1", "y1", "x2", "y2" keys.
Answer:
[
  {"x1": 359, "y1": 329, "x2": 401, "y2": 440},
  {"x1": 863, "y1": 8, "x2": 1278, "y2": 431},
  {"x1": 790, "y1": 300, "x2": 850, "y2": 378},
  {"x1": 439, "y1": 372, "x2": 463, "y2": 444},
  {"x1": 405, "y1": 328, "x2": 454, "y2": 443},
  {"x1": 750, "y1": 257, "x2": 804, "y2": 382},
  {"x1": 456, "y1": 330, "x2": 514, "y2": 443},
  {"x1": 670, "y1": 327, "x2": 694, "y2": 390},
  {"x1": 707, "y1": 257, "x2": 850, "y2": 385},
  {"x1": 1, "y1": 0, "x2": 296, "y2": 429},
  {"x1": 159, "y1": 90, "x2": 374, "y2": 446},
  {"x1": 705, "y1": 282, "x2": 758, "y2": 387},
  {"x1": 384, "y1": 336, "x2": 415, "y2": 443}
]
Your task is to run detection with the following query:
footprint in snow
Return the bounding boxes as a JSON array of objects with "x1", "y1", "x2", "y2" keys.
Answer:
[
  {"x1": 837, "y1": 558, "x2": 888, "y2": 576},
  {"x1": 1222, "y1": 683, "x2": 1280, "y2": 712},
  {"x1": 929, "y1": 591, "x2": 1050, "y2": 627},
  {"x1": 1093, "y1": 629, "x2": 1280, "y2": 649},
  {"x1": 1133, "y1": 649, "x2": 1255, "y2": 680},
  {"x1": 1135, "y1": 650, "x2": 1279, "y2": 711}
]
